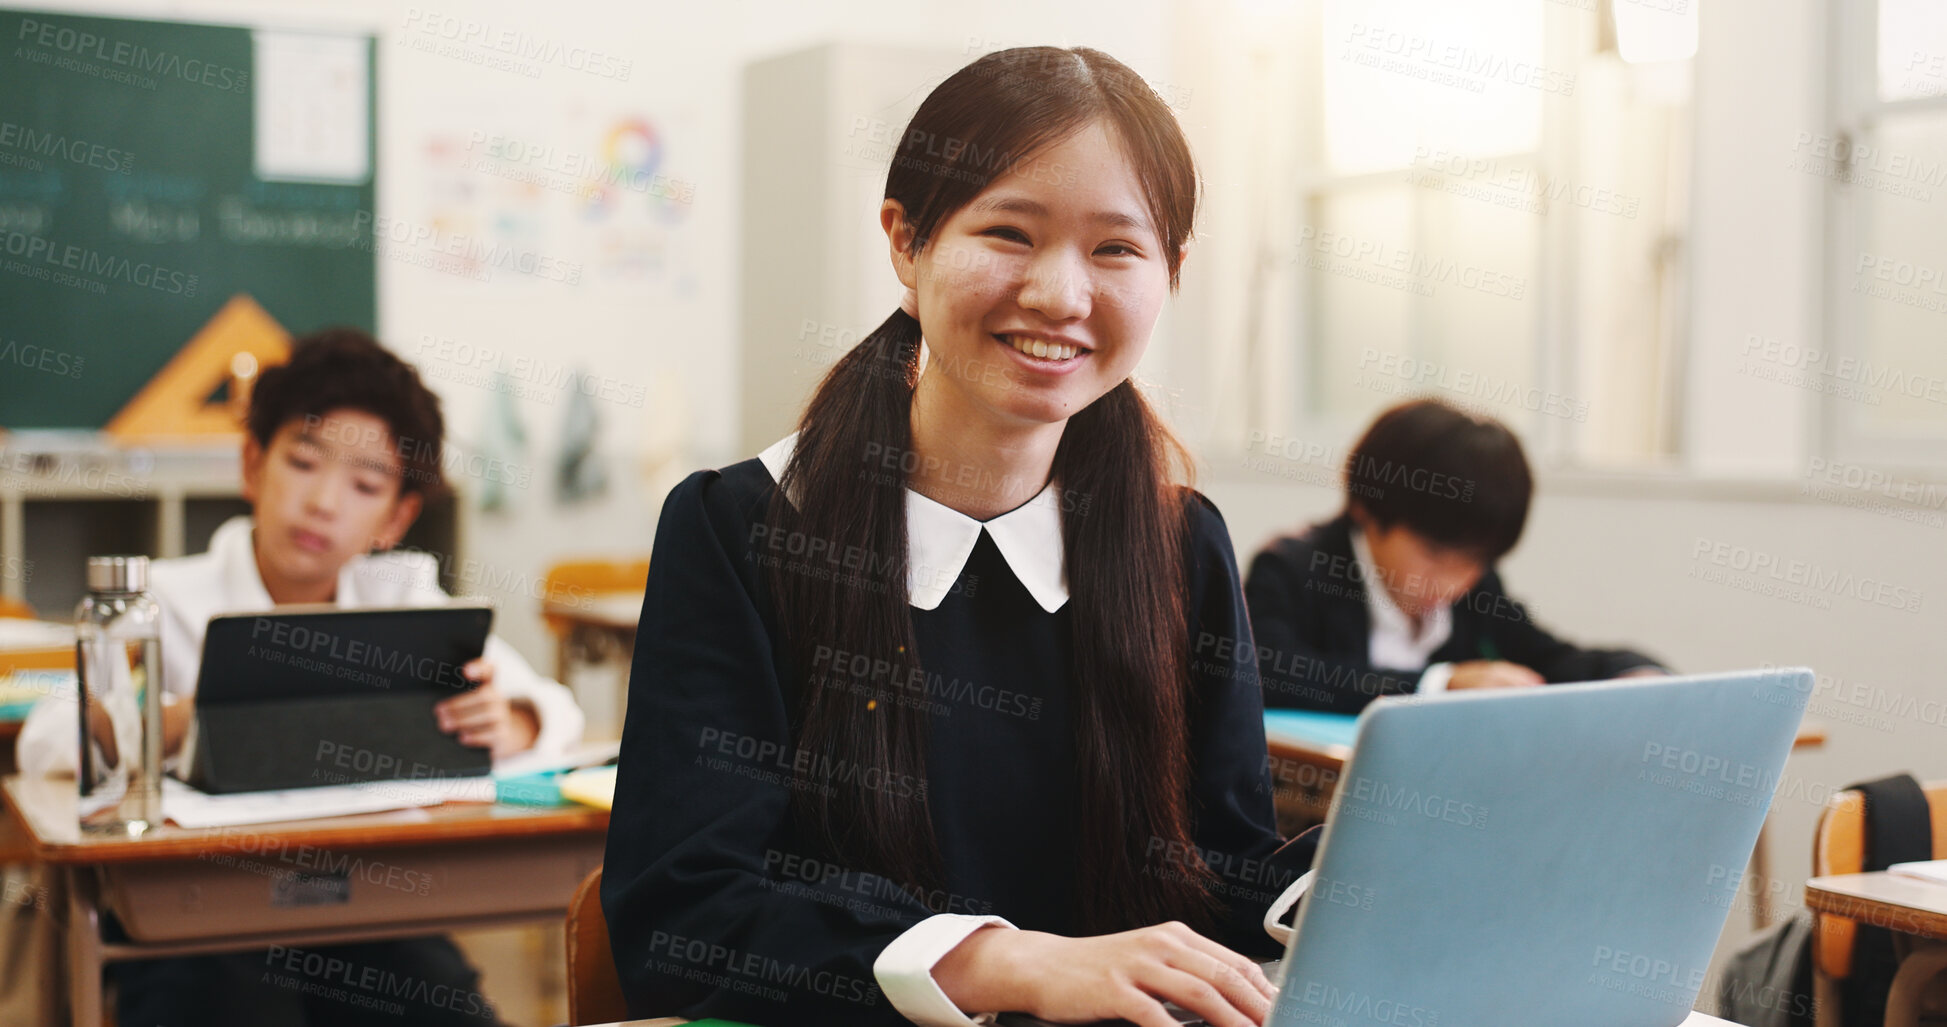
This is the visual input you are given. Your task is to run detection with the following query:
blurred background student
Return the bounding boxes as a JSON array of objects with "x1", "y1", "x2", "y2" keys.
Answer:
[
  {"x1": 16, "y1": 329, "x2": 583, "y2": 1027},
  {"x1": 1245, "y1": 398, "x2": 1665, "y2": 713}
]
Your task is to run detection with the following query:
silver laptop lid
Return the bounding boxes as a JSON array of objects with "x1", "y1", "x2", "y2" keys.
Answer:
[{"x1": 1274, "y1": 667, "x2": 1811, "y2": 1027}]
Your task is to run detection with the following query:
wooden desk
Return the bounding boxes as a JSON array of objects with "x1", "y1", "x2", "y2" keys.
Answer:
[
  {"x1": 1805, "y1": 872, "x2": 1947, "y2": 939},
  {"x1": 3, "y1": 775, "x2": 608, "y2": 1027},
  {"x1": 1262, "y1": 711, "x2": 1357, "y2": 836},
  {"x1": 1805, "y1": 872, "x2": 1947, "y2": 1027},
  {"x1": 544, "y1": 593, "x2": 642, "y2": 683},
  {"x1": 1265, "y1": 712, "x2": 1829, "y2": 927},
  {"x1": 547, "y1": 594, "x2": 643, "y2": 633}
]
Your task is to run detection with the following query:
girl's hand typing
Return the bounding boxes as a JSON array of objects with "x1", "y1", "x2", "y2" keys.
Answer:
[{"x1": 933, "y1": 922, "x2": 1277, "y2": 1027}]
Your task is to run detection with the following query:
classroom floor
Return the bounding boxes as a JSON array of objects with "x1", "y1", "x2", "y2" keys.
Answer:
[{"x1": 454, "y1": 925, "x2": 570, "y2": 1027}]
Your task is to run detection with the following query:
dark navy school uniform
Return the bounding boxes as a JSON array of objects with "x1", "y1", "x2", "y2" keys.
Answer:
[
  {"x1": 1245, "y1": 514, "x2": 1665, "y2": 714},
  {"x1": 602, "y1": 437, "x2": 1319, "y2": 1026}
]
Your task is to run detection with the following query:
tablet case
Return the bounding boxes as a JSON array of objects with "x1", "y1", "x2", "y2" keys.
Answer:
[{"x1": 189, "y1": 605, "x2": 496, "y2": 794}]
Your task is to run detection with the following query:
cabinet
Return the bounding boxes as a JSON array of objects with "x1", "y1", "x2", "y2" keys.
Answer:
[{"x1": 0, "y1": 439, "x2": 460, "y2": 617}]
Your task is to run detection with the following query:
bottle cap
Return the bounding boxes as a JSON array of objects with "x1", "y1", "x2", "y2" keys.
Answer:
[{"x1": 86, "y1": 555, "x2": 149, "y2": 594}]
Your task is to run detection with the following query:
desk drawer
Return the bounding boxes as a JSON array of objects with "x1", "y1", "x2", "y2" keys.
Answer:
[{"x1": 100, "y1": 834, "x2": 605, "y2": 943}]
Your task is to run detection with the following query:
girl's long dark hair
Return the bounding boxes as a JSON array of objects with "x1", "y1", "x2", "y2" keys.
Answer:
[{"x1": 765, "y1": 46, "x2": 1217, "y2": 934}]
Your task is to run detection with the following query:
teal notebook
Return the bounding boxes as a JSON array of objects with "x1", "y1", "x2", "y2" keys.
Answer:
[{"x1": 1261, "y1": 709, "x2": 1360, "y2": 749}]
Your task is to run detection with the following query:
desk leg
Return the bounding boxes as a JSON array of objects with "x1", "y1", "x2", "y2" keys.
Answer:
[
  {"x1": 1812, "y1": 969, "x2": 1840, "y2": 1027},
  {"x1": 65, "y1": 868, "x2": 101, "y2": 1027},
  {"x1": 1748, "y1": 820, "x2": 1771, "y2": 929}
]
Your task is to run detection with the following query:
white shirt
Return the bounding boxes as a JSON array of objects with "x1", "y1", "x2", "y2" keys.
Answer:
[
  {"x1": 758, "y1": 432, "x2": 1068, "y2": 613},
  {"x1": 1349, "y1": 526, "x2": 1457, "y2": 695},
  {"x1": 761, "y1": 433, "x2": 1304, "y2": 1027},
  {"x1": 17, "y1": 516, "x2": 585, "y2": 779}
]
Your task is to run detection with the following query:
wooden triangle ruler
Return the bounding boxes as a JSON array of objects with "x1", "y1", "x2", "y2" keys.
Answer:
[{"x1": 104, "y1": 294, "x2": 292, "y2": 442}]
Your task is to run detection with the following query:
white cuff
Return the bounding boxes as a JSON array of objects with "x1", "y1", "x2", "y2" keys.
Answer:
[
  {"x1": 1416, "y1": 662, "x2": 1455, "y2": 696},
  {"x1": 873, "y1": 912, "x2": 1016, "y2": 1027},
  {"x1": 1263, "y1": 870, "x2": 1314, "y2": 945}
]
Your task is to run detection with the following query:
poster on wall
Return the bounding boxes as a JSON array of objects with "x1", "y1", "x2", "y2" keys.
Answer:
[{"x1": 417, "y1": 98, "x2": 697, "y2": 293}]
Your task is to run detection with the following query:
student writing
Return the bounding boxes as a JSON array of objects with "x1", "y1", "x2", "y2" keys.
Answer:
[
  {"x1": 602, "y1": 46, "x2": 1317, "y2": 1027},
  {"x1": 1244, "y1": 398, "x2": 1665, "y2": 714}
]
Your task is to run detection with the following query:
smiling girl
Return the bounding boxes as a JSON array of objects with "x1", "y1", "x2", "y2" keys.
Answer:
[{"x1": 603, "y1": 47, "x2": 1316, "y2": 1027}]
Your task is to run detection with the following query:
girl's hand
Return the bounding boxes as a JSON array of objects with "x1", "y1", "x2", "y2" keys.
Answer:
[
  {"x1": 433, "y1": 659, "x2": 539, "y2": 757},
  {"x1": 933, "y1": 923, "x2": 1278, "y2": 1027}
]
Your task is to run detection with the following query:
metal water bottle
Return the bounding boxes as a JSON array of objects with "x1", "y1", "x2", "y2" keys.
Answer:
[{"x1": 75, "y1": 555, "x2": 164, "y2": 836}]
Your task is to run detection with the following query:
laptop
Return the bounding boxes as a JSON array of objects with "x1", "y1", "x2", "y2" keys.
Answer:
[
  {"x1": 1002, "y1": 667, "x2": 1810, "y2": 1027},
  {"x1": 188, "y1": 605, "x2": 497, "y2": 794}
]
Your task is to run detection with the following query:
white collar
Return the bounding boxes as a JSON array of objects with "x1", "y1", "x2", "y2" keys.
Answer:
[
  {"x1": 757, "y1": 432, "x2": 1069, "y2": 613},
  {"x1": 1349, "y1": 524, "x2": 1453, "y2": 665}
]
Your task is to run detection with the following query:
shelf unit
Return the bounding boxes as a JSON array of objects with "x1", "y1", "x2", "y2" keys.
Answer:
[{"x1": 0, "y1": 439, "x2": 461, "y2": 619}]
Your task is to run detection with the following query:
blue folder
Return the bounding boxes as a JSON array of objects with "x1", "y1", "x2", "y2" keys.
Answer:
[{"x1": 1262, "y1": 709, "x2": 1360, "y2": 751}]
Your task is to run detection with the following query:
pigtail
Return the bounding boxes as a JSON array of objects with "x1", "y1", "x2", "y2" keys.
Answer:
[{"x1": 766, "y1": 309, "x2": 945, "y2": 894}]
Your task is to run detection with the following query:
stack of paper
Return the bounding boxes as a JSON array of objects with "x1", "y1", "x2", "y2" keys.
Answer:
[
  {"x1": 162, "y1": 775, "x2": 495, "y2": 829},
  {"x1": 1889, "y1": 859, "x2": 1947, "y2": 885},
  {"x1": 490, "y1": 739, "x2": 619, "y2": 777},
  {"x1": 156, "y1": 740, "x2": 622, "y2": 828},
  {"x1": 559, "y1": 766, "x2": 618, "y2": 811}
]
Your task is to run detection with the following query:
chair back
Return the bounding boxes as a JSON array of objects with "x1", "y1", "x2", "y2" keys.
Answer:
[
  {"x1": 540, "y1": 559, "x2": 650, "y2": 637},
  {"x1": 566, "y1": 866, "x2": 630, "y2": 1025},
  {"x1": 1812, "y1": 782, "x2": 1947, "y2": 980}
]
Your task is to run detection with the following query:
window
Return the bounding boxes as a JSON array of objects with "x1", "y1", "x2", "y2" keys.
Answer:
[
  {"x1": 1826, "y1": 0, "x2": 1947, "y2": 467},
  {"x1": 1207, "y1": 0, "x2": 1696, "y2": 471}
]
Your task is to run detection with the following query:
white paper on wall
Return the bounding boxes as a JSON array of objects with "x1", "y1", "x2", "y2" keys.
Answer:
[{"x1": 253, "y1": 30, "x2": 371, "y2": 184}]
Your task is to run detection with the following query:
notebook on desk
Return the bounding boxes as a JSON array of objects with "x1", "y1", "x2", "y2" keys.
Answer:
[
  {"x1": 1262, "y1": 709, "x2": 1359, "y2": 750},
  {"x1": 1890, "y1": 860, "x2": 1947, "y2": 885},
  {"x1": 188, "y1": 605, "x2": 496, "y2": 794}
]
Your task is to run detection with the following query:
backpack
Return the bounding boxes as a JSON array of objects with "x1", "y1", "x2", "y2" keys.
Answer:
[{"x1": 1716, "y1": 773, "x2": 1932, "y2": 1026}]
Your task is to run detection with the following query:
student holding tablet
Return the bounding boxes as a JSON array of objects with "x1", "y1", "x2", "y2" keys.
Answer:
[
  {"x1": 20, "y1": 329, "x2": 583, "y2": 777},
  {"x1": 18, "y1": 329, "x2": 583, "y2": 1026},
  {"x1": 1244, "y1": 398, "x2": 1665, "y2": 713},
  {"x1": 604, "y1": 46, "x2": 1314, "y2": 1027}
]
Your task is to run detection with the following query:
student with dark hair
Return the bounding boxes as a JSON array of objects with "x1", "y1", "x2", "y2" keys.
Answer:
[
  {"x1": 604, "y1": 46, "x2": 1315, "y2": 1027},
  {"x1": 19, "y1": 327, "x2": 583, "y2": 1026},
  {"x1": 1245, "y1": 398, "x2": 1665, "y2": 714}
]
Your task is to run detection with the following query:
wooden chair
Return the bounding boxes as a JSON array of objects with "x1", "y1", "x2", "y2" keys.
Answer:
[
  {"x1": 541, "y1": 558, "x2": 650, "y2": 681},
  {"x1": 566, "y1": 866, "x2": 630, "y2": 1026},
  {"x1": 1812, "y1": 782, "x2": 1947, "y2": 1027}
]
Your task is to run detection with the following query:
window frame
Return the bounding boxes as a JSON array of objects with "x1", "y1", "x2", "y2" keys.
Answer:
[
  {"x1": 1210, "y1": 0, "x2": 1689, "y2": 480},
  {"x1": 1822, "y1": 0, "x2": 1947, "y2": 470}
]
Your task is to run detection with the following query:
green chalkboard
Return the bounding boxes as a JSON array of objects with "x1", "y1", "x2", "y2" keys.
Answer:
[{"x1": 0, "y1": 9, "x2": 376, "y2": 429}]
